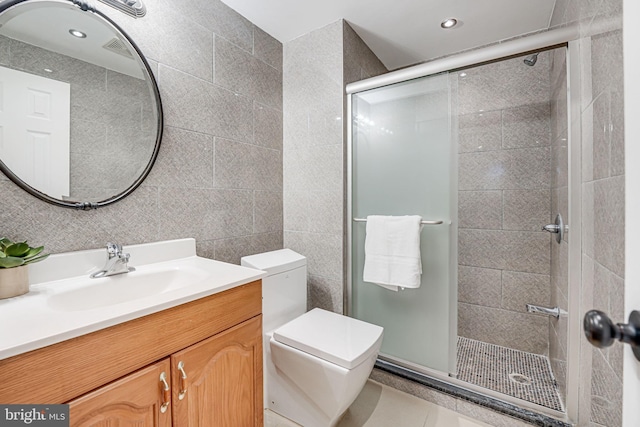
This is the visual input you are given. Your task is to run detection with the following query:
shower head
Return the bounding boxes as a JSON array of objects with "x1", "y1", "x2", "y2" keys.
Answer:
[{"x1": 524, "y1": 53, "x2": 539, "y2": 66}]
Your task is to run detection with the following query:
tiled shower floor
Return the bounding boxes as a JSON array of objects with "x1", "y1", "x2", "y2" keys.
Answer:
[{"x1": 457, "y1": 337, "x2": 564, "y2": 412}]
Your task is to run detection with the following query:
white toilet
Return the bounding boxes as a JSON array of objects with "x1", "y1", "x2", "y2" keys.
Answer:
[{"x1": 241, "y1": 249, "x2": 383, "y2": 427}]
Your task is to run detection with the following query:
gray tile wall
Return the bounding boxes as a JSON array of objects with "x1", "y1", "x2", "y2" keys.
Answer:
[
  {"x1": 456, "y1": 53, "x2": 554, "y2": 356},
  {"x1": 551, "y1": 0, "x2": 624, "y2": 426},
  {"x1": 283, "y1": 20, "x2": 386, "y2": 313},
  {"x1": 0, "y1": 0, "x2": 283, "y2": 263}
]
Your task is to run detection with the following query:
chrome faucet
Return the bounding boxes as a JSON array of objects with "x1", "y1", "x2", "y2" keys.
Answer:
[{"x1": 90, "y1": 242, "x2": 135, "y2": 278}]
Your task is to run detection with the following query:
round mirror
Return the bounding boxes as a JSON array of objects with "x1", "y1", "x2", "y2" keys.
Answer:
[{"x1": 0, "y1": 0, "x2": 162, "y2": 209}]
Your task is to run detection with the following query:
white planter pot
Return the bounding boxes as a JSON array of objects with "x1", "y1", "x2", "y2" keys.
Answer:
[{"x1": 0, "y1": 265, "x2": 29, "y2": 299}]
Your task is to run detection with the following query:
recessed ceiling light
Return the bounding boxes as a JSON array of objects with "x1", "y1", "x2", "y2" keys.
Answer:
[
  {"x1": 459, "y1": 72, "x2": 467, "y2": 77},
  {"x1": 69, "y1": 29, "x2": 87, "y2": 38},
  {"x1": 43, "y1": 68, "x2": 53, "y2": 73},
  {"x1": 441, "y1": 18, "x2": 458, "y2": 29}
]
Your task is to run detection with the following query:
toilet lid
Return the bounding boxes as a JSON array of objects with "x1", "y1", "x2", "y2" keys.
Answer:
[{"x1": 273, "y1": 308, "x2": 384, "y2": 369}]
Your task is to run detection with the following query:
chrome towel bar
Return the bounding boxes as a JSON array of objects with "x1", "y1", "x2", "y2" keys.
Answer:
[{"x1": 353, "y1": 217, "x2": 443, "y2": 225}]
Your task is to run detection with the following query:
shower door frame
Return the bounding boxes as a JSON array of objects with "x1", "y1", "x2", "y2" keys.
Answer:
[{"x1": 346, "y1": 27, "x2": 584, "y2": 424}]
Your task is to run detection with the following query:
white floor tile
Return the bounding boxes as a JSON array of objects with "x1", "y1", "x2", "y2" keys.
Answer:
[
  {"x1": 423, "y1": 404, "x2": 495, "y2": 427},
  {"x1": 265, "y1": 380, "x2": 495, "y2": 427},
  {"x1": 338, "y1": 380, "x2": 429, "y2": 427}
]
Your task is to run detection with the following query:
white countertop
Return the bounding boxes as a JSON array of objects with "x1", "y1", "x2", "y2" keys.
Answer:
[{"x1": 0, "y1": 239, "x2": 266, "y2": 361}]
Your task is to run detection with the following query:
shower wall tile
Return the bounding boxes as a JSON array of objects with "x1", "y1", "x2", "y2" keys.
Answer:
[
  {"x1": 610, "y1": 90, "x2": 625, "y2": 176},
  {"x1": 214, "y1": 138, "x2": 282, "y2": 191},
  {"x1": 458, "y1": 266, "x2": 501, "y2": 307},
  {"x1": 458, "y1": 191, "x2": 502, "y2": 229},
  {"x1": 215, "y1": 36, "x2": 282, "y2": 110},
  {"x1": 590, "y1": 30, "x2": 623, "y2": 99},
  {"x1": 459, "y1": 229, "x2": 551, "y2": 275},
  {"x1": 592, "y1": 92, "x2": 611, "y2": 181},
  {"x1": 458, "y1": 111, "x2": 502, "y2": 153},
  {"x1": 459, "y1": 147, "x2": 551, "y2": 191},
  {"x1": 593, "y1": 176, "x2": 625, "y2": 278},
  {"x1": 502, "y1": 103, "x2": 551, "y2": 149},
  {"x1": 501, "y1": 271, "x2": 550, "y2": 313},
  {"x1": 503, "y1": 189, "x2": 551, "y2": 231},
  {"x1": 457, "y1": 53, "x2": 551, "y2": 116},
  {"x1": 582, "y1": 181, "x2": 595, "y2": 257},
  {"x1": 550, "y1": 240, "x2": 570, "y2": 301},
  {"x1": 458, "y1": 303, "x2": 548, "y2": 354},
  {"x1": 591, "y1": 348, "x2": 623, "y2": 427},
  {"x1": 552, "y1": 137, "x2": 569, "y2": 190}
]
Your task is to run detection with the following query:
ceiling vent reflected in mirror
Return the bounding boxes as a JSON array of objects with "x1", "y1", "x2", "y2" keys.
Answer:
[
  {"x1": 103, "y1": 37, "x2": 134, "y2": 58},
  {"x1": 97, "y1": 0, "x2": 146, "y2": 18}
]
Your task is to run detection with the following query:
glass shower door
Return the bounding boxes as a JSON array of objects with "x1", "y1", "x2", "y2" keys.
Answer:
[{"x1": 350, "y1": 73, "x2": 457, "y2": 374}]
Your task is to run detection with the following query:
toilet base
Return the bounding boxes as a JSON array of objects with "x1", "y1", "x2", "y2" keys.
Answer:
[{"x1": 266, "y1": 336, "x2": 379, "y2": 427}]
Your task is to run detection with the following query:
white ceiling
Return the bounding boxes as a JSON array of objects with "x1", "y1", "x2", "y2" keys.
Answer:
[{"x1": 220, "y1": 0, "x2": 558, "y2": 70}]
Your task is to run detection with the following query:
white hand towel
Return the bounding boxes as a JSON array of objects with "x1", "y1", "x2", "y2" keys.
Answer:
[{"x1": 362, "y1": 215, "x2": 422, "y2": 291}]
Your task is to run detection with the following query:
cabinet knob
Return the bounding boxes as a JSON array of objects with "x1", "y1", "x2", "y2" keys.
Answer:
[{"x1": 583, "y1": 309, "x2": 640, "y2": 361}]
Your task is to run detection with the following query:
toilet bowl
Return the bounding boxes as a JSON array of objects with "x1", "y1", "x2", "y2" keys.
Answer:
[{"x1": 241, "y1": 249, "x2": 383, "y2": 427}]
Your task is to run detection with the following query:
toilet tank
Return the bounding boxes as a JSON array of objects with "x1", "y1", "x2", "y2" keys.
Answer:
[{"x1": 241, "y1": 249, "x2": 307, "y2": 333}]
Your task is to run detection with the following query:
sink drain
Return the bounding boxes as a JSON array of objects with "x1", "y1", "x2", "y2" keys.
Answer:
[{"x1": 508, "y1": 373, "x2": 532, "y2": 386}]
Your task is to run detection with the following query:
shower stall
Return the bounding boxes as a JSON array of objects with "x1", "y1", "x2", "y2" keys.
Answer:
[{"x1": 347, "y1": 31, "x2": 580, "y2": 423}]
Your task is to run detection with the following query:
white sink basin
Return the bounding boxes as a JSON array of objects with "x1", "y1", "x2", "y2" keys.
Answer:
[
  {"x1": 47, "y1": 264, "x2": 210, "y2": 312},
  {"x1": 0, "y1": 239, "x2": 266, "y2": 361}
]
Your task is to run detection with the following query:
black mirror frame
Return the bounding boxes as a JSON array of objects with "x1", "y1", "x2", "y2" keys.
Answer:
[{"x1": 0, "y1": 0, "x2": 163, "y2": 210}]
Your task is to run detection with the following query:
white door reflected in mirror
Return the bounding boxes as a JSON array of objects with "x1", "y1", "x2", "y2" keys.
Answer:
[{"x1": 0, "y1": 65, "x2": 70, "y2": 199}]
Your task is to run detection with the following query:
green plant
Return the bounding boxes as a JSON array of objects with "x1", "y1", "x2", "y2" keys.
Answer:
[{"x1": 0, "y1": 238, "x2": 49, "y2": 269}]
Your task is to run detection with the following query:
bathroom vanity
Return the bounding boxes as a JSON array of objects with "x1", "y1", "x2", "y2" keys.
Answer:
[{"x1": 0, "y1": 239, "x2": 265, "y2": 426}]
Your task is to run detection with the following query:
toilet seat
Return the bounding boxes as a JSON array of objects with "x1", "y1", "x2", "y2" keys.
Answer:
[{"x1": 273, "y1": 308, "x2": 384, "y2": 369}]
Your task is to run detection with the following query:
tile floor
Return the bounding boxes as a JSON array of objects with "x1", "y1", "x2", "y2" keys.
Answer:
[
  {"x1": 265, "y1": 380, "x2": 495, "y2": 427},
  {"x1": 457, "y1": 337, "x2": 563, "y2": 411}
]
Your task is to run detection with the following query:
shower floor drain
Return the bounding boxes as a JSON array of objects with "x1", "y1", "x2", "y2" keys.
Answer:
[{"x1": 508, "y1": 373, "x2": 532, "y2": 386}]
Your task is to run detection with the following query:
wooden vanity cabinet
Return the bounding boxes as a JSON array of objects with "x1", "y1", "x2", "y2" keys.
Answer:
[
  {"x1": 68, "y1": 359, "x2": 173, "y2": 427},
  {"x1": 67, "y1": 316, "x2": 262, "y2": 427},
  {"x1": 171, "y1": 315, "x2": 263, "y2": 426},
  {"x1": 0, "y1": 280, "x2": 264, "y2": 427}
]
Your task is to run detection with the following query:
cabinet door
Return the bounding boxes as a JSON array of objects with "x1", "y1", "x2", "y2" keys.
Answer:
[
  {"x1": 68, "y1": 359, "x2": 172, "y2": 427},
  {"x1": 172, "y1": 315, "x2": 263, "y2": 427}
]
